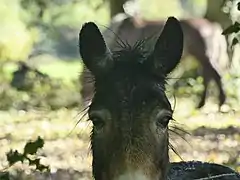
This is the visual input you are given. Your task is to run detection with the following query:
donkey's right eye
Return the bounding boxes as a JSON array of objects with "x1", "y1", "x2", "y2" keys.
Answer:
[{"x1": 91, "y1": 117, "x2": 105, "y2": 129}]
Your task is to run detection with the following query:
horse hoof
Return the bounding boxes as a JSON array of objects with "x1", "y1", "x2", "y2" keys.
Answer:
[{"x1": 196, "y1": 101, "x2": 205, "y2": 109}]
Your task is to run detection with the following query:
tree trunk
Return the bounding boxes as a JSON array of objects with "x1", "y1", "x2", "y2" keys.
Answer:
[
  {"x1": 204, "y1": 0, "x2": 231, "y2": 29},
  {"x1": 109, "y1": 0, "x2": 127, "y2": 18}
]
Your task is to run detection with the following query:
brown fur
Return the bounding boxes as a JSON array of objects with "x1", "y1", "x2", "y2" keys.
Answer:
[{"x1": 79, "y1": 17, "x2": 183, "y2": 180}]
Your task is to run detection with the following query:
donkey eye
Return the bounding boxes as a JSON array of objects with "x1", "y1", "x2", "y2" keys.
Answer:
[
  {"x1": 156, "y1": 115, "x2": 172, "y2": 128},
  {"x1": 89, "y1": 109, "x2": 110, "y2": 131},
  {"x1": 91, "y1": 116, "x2": 105, "y2": 129}
]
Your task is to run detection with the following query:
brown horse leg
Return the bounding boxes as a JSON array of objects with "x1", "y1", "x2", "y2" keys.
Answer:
[
  {"x1": 197, "y1": 67, "x2": 210, "y2": 108},
  {"x1": 212, "y1": 68, "x2": 226, "y2": 108},
  {"x1": 197, "y1": 60, "x2": 226, "y2": 109}
]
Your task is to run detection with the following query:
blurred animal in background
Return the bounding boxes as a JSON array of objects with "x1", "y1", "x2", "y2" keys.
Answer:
[
  {"x1": 10, "y1": 51, "x2": 50, "y2": 91},
  {"x1": 11, "y1": 61, "x2": 49, "y2": 91},
  {"x1": 80, "y1": 12, "x2": 229, "y2": 109}
]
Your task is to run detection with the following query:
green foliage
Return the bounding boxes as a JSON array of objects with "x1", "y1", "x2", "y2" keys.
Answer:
[
  {"x1": 0, "y1": 62, "x2": 81, "y2": 110},
  {"x1": 19, "y1": 0, "x2": 109, "y2": 25},
  {"x1": 7, "y1": 150, "x2": 24, "y2": 166},
  {"x1": 222, "y1": 22, "x2": 240, "y2": 47},
  {"x1": 0, "y1": 137, "x2": 49, "y2": 180},
  {"x1": 231, "y1": 37, "x2": 239, "y2": 46},
  {"x1": 21, "y1": 0, "x2": 48, "y2": 20},
  {"x1": 49, "y1": 1, "x2": 109, "y2": 27},
  {"x1": 0, "y1": 80, "x2": 80, "y2": 111},
  {"x1": 23, "y1": 137, "x2": 44, "y2": 155},
  {"x1": 222, "y1": 1, "x2": 240, "y2": 47},
  {"x1": 0, "y1": 0, "x2": 38, "y2": 61},
  {"x1": 0, "y1": 0, "x2": 109, "y2": 63},
  {"x1": 222, "y1": 22, "x2": 240, "y2": 35}
]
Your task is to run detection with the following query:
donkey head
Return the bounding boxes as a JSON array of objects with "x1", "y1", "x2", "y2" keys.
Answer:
[{"x1": 79, "y1": 17, "x2": 183, "y2": 180}]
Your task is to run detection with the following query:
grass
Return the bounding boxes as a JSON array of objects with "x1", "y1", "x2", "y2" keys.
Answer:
[
  {"x1": 0, "y1": 59, "x2": 240, "y2": 179},
  {"x1": 2, "y1": 58, "x2": 83, "y2": 82},
  {"x1": 38, "y1": 60, "x2": 83, "y2": 82},
  {"x1": 172, "y1": 97, "x2": 240, "y2": 130},
  {"x1": 0, "y1": 108, "x2": 91, "y2": 171},
  {"x1": 1, "y1": 99, "x2": 239, "y2": 177}
]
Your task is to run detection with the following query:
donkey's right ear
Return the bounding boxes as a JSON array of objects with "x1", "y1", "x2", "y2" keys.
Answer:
[
  {"x1": 79, "y1": 22, "x2": 113, "y2": 75},
  {"x1": 152, "y1": 17, "x2": 183, "y2": 76}
]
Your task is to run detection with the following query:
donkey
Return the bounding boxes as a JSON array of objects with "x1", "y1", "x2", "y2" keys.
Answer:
[
  {"x1": 79, "y1": 17, "x2": 240, "y2": 180},
  {"x1": 80, "y1": 13, "x2": 228, "y2": 109}
]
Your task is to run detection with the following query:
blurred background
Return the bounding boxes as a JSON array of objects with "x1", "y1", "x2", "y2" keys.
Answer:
[{"x1": 0, "y1": 0, "x2": 240, "y2": 179}]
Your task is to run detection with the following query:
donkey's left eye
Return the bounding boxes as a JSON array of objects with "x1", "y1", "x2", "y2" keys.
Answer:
[
  {"x1": 156, "y1": 115, "x2": 172, "y2": 128},
  {"x1": 89, "y1": 109, "x2": 110, "y2": 131}
]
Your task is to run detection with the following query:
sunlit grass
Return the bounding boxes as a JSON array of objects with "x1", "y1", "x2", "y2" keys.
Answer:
[
  {"x1": 0, "y1": 108, "x2": 89, "y2": 139},
  {"x1": 1, "y1": 100, "x2": 239, "y2": 174},
  {"x1": 0, "y1": 108, "x2": 91, "y2": 171},
  {"x1": 2, "y1": 58, "x2": 83, "y2": 83},
  {"x1": 172, "y1": 97, "x2": 240, "y2": 130},
  {"x1": 38, "y1": 60, "x2": 83, "y2": 81}
]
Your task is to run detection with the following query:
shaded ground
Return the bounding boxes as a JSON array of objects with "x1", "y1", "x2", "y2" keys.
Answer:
[{"x1": 0, "y1": 98, "x2": 239, "y2": 179}]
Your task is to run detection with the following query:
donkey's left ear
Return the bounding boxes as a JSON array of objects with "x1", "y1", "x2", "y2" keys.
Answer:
[
  {"x1": 152, "y1": 17, "x2": 183, "y2": 75},
  {"x1": 79, "y1": 22, "x2": 113, "y2": 76}
]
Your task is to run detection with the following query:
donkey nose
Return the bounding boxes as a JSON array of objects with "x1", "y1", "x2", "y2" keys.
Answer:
[{"x1": 114, "y1": 170, "x2": 157, "y2": 180}]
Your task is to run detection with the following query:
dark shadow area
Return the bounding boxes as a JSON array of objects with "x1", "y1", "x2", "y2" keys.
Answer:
[
  {"x1": 192, "y1": 126, "x2": 240, "y2": 136},
  {"x1": 6, "y1": 169, "x2": 91, "y2": 180}
]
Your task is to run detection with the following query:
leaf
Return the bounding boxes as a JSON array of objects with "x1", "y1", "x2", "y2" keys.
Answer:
[
  {"x1": 28, "y1": 158, "x2": 40, "y2": 166},
  {"x1": 28, "y1": 157, "x2": 50, "y2": 172},
  {"x1": 231, "y1": 37, "x2": 239, "y2": 48},
  {"x1": 36, "y1": 163, "x2": 50, "y2": 172},
  {"x1": 23, "y1": 136, "x2": 44, "y2": 155},
  {"x1": 222, "y1": 22, "x2": 240, "y2": 35},
  {"x1": 6, "y1": 150, "x2": 24, "y2": 166}
]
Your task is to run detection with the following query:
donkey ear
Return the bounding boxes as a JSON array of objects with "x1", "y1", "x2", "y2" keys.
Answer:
[
  {"x1": 79, "y1": 22, "x2": 113, "y2": 75},
  {"x1": 152, "y1": 17, "x2": 183, "y2": 75}
]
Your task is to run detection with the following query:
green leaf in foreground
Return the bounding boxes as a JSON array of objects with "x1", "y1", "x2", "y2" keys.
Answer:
[
  {"x1": 232, "y1": 37, "x2": 239, "y2": 48},
  {"x1": 6, "y1": 150, "x2": 24, "y2": 166},
  {"x1": 3, "y1": 137, "x2": 49, "y2": 179},
  {"x1": 222, "y1": 22, "x2": 240, "y2": 35},
  {"x1": 29, "y1": 158, "x2": 50, "y2": 172},
  {"x1": 24, "y1": 136, "x2": 44, "y2": 155},
  {"x1": 36, "y1": 163, "x2": 49, "y2": 172}
]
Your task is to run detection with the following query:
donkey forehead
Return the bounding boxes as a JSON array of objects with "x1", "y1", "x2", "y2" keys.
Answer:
[
  {"x1": 95, "y1": 60, "x2": 165, "y2": 95},
  {"x1": 97, "y1": 51, "x2": 164, "y2": 83},
  {"x1": 92, "y1": 49, "x2": 171, "y2": 109},
  {"x1": 93, "y1": 73, "x2": 171, "y2": 110}
]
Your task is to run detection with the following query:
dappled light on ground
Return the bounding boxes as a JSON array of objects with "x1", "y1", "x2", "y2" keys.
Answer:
[{"x1": 0, "y1": 97, "x2": 239, "y2": 179}]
